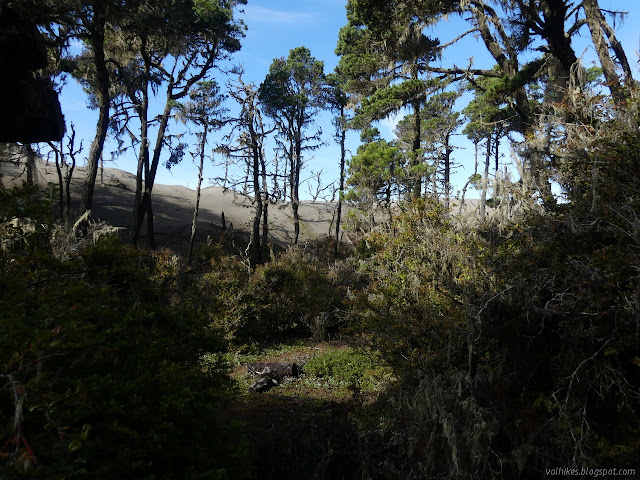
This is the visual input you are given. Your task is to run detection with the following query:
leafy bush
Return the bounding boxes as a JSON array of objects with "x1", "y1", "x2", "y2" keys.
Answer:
[
  {"x1": 225, "y1": 248, "x2": 347, "y2": 342},
  {"x1": 0, "y1": 182, "x2": 51, "y2": 254},
  {"x1": 0, "y1": 237, "x2": 247, "y2": 479},
  {"x1": 347, "y1": 184, "x2": 640, "y2": 475},
  {"x1": 351, "y1": 199, "x2": 480, "y2": 371}
]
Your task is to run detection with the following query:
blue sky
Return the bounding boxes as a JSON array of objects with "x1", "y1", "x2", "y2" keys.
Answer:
[{"x1": 56, "y1": 0, "x2": 640, "y2": 199}]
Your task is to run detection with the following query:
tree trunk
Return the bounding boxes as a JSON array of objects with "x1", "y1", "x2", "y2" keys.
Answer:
[
  {"x1": 131, "y1": 57, "x2": 150, "y2": 245},
  {"x1": 411, "y1": 100, "x2": 422, "y2": 199},
  {"x1": 292, "y1": 126, "x2": 301, "y2": 245},
  {"x1": 443, "y1": 132, "x2": 452, "y2": 217},
  {"x1": 539, "y1": 0, "x2": 578, "y2": 86},
  {"x1": 272, "y1": 154, "x2": 280, "y2": 201},
  {"x1": 494, "y1": 136, "x2": 501, "y2": 209},
  {"x1": 471, "y1": 1, "x2": 533, "y2": 131},
  {"x1": 251, "y1": 138, "x2": 262, "y2": 264},
  {"x1": 260, "y1": 149, "x2": 269, "y2": 249},
  {"x1": 431, "y1": 149, "x2": 440, "y2": 199},
  {"x1": 292, "y1": 200, "x2": 300, "y2": 245},
  {"x1": 598, "y1": 13, "x2": 633, "y2": 86},
  {"x1": 132, "y1": 80, "x2": 175, "y2": 246},
  {"x1": 25, "y1": 144, "x2": 34, "y2": 187},
  {"x1": 458, "y1": 180, "x2": 470, "y2": 217},
  {"x1": 480, "y1": 134, "x2": 491, "y2": 221},
  {"x1": 188, "y1": 127, "x2": 207, "y2": 264},
  {"x1": 51, "y1": 142, "x2": 64, "y2": 217},
  {"x1": 334, "y1": 107, "x2": 346, "y2": 259},
  {"x1": 243, "y1": 159, "x2": 250, "y2": 195},
  {"x1": 82, "y1": 7, "x2": 109, "y2": 214},
  {"x1": 66, "y1": 152, "x2": 74, "y2": 219},
  {"x1": 582, "y1": 0, "x2": 627, "y2": 103}
]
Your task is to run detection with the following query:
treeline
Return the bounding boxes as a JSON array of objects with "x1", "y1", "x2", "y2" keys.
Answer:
[
  {"x1": 4, "y1": 0, "x2": 348, "y2": 264},
  {"x1": 10, "y1": 1, "x2": 635, "y2": 253},
  {"x1": 9, "y1": 1, "x2": 636, "y2": 257}
]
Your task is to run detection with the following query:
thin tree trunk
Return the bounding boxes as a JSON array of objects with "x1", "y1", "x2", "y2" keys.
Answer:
[
  {"x1": 474, "y1": 139, "x2": 479, "y2": 175},
  {"x1": 284, "y1": 140, "x2": 291, "y2": 202},
  {"x1": 431, "y1": 151, "x2": 440, "y2": 199},
  {"x1": 260, "y1": 148, "x2": 269, "y2": 248},
  {"x1": 82, "y1": 6, "x2": 109, "y2": 214},
  {"x1": 598, "y1": 14, "x2": 633, "y2": 85},
  {"x1": 494, "y1": 136, "x2": 501, "y2": 209},
  {"x1": 272, "y1": 154, "x2": 279, "y2": 201},
  {"x1": 458, "y1": 180, "x2": 470, "y2": 217},
  {"x1": 131, "y1": 37, "x2": 150, "y2": 244},
  {"x1": 243, "y1": 159, "x2": 250, "y2": 195},
  {"x1": 51, "y1": 130, "x2": 77, "y2": 222},
  {"x1": 223, "y1": 156, "x2": 229, "y2": 189},
  {"x1": 66, "y1": 152, "x2": 74, "y2": 219},
  {"x1": 25, "y1": 144, "x2": 34, "y2": 187},
  {"x1": 292, "y1": 125, "x2": 301, "y2": 245},
  {"x1": 144, "y1": 142, "x2": 155, "y2": 249},
  {"x1": 131, "y1": 61, "x2": 150, "y2": 244},
  {"x1": 459, "y1": 140, "x2": 479, "y2": 216},
  {"x1": 50, "y1": 142, "x2": 64, "y2": 217},
  {"x1": 334, "y1": 107, "x2": 346, "y2": 259},
  {"x1": 188, "y1": 127, "x2": 207, "y2": 263},
  {"x1": 250, "y1": 137, "x2": 262, "y2": 264},
  {"x1": 443, "y1": 132, "x2": 452, "y2": 217},
  {"x1": 480, "y1": 134, "x2": 491, "y2": 221},
  {"x1": 292, "y1": 190, "x2": 300, "y2": 244},
  {"x1": 132, "y1": 80, "x2": 175, "y2": 246},
  {"x1": 411, "y1": 100, "x2": 422, "y2": 199}
]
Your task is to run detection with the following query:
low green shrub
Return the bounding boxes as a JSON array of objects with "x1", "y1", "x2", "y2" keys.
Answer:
[{"x1": 303, "y1": 347, "x2": 389, "y2": 392}]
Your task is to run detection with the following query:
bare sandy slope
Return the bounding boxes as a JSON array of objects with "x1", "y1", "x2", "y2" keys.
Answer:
[
  {"x1": 1, "y1": 153, "x2": 493, "y2": 253},
  {"x1": 1, "y1": 157, "x2": 345, "y2": 250}
]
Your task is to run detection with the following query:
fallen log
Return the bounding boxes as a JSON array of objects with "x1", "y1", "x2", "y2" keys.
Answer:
[
  {"x1": 247, "y1": 362, "x2": 301, "y2": 393},
  {"x1": 247, "y1": 362, "x2": 301, "y2": 378}
]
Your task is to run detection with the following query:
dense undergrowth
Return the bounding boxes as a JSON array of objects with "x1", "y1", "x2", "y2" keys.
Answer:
[{"x1": 2, "y1": 100, "x2": 640, "y2": 478}]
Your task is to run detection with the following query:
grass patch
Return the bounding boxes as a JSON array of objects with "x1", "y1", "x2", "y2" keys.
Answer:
[
  {"x1": 303, "y1": 346, "x2": 391, "y2": 393},
  {"x1": 222, "y1": 341, "x2": 394, "y2": 402}
]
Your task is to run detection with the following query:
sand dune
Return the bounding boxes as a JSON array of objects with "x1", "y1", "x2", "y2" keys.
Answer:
[
  {"x1": 1, "y1": 149, "x2": 495, "y2": 253},
  {"x1": 1, "y1": 155, "x2": 345, "y2": 251}
]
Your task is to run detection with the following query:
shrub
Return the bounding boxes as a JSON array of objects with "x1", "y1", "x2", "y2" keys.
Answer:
[
  {"x1": 0, "y1": 237, "x2": 247, "y2": 479},
  {"x1": 303, "y1": 346, "x2": 389, "y2": 393},
  {"x1": 225, "y1": 248, "x2": 347, "y2": 342},
  {"x1": 351, "y1": 199, "x2": 480, "y2": 372},
  {"x1": 0, "y1": 182, "x2": 51, "y2": 254}
]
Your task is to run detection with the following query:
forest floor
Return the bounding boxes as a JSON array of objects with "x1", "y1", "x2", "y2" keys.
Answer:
[{"x1": 217, "y1": 339, "x2": 395, "y2": 479}]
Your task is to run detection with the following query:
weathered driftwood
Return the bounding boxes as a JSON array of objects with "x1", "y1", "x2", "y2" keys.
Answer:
[
  {"x1": 247, "y1": 362, "x2": 301, "y2": 393},
  {"x1": 247, "y1": 362, "x2": 301, "y2": 378}
]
